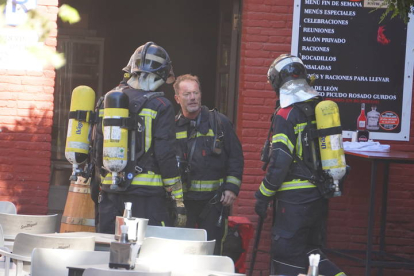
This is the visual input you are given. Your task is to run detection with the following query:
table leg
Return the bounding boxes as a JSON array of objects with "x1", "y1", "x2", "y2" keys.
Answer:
[
  {"x1": 366, "y1": 160, "x2": 378, "y2": 276},
  {"x1": 378, "y1": 162, "x2": 390, "y2": 276}
]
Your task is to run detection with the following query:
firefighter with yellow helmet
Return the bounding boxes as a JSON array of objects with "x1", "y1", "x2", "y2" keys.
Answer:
[
  {"x1": 92, "y1": 42, "x2": 186, "y2": 233},
  {"x1": 254, "y1": 54, "x2": 348, "y2": 276}
]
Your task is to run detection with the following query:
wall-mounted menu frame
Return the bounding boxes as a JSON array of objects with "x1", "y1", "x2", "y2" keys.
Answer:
[{"x1": 292, "y1": 0, "x2": 414, "y2": 141}]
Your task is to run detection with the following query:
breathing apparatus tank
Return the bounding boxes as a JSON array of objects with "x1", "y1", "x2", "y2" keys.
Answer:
[
  {"x1": 102, "y1": 88, "x2": 129, "y2": 190},
  {"x1": 315, "y1": 100, "x2": 346, "y2": 197},
  {"x1": 65, "y1": 86, "x2": 96, "y2": 181}
]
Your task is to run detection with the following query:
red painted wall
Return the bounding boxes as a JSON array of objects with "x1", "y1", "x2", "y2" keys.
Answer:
[
  {"x1": 0, "y1": 0, "x2": 58, "y2": 214},
  {"x1": 234, "y1": 0, "x2": 414, "y2": 275}
]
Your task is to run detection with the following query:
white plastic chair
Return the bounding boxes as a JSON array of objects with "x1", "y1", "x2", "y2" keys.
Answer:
[
  {"x1": 30, "y1": 248, "x2": 110, "y2": 276},
  {"x1": 138, "y1": 237, "x2": 215, "y2": 259},
  {"x1": 145, "y1": 226, "x2": 207, "y2": 241},
  {"x1": 83, "y1": 268, "x2": 171, "y2": 276},
  {"x1": 0, "y1": 232, "x2": 95, "y2": 276},
  {"x1": 0, "y1": 213, "x2": 58, "y2": 251},
  {"x1": 0, "y1": 213, "x2": 58, "y2": 240},
  {"x1": 0, "y1": 202, "x2": 17, "y2": 214},
  {"x1": 137, "y1": 255, "x2": 235, "y2": 275}
]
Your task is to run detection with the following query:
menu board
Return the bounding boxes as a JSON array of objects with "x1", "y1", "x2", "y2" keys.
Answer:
[{"x1": 292, "y1": 0, "x2": 414, "y2": 141}]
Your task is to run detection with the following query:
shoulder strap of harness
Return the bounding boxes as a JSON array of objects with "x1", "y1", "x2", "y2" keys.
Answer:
[
  {"x1": 209, "y1": 108, "x2": 225, "y2": 155},
  {"x1": 292, "y1": 100, "x2": 321, "y2": 180}
]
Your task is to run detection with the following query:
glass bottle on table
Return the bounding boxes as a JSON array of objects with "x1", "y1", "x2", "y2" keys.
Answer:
[
  {"x1": 357, "y1": 103, "x2": 367, "y2": 131},
  {"x1": 367, "y1": 105, "x2": 380, "y2": 131},
  {"x1": 123, "y1": 202, "x2": 132, "y2": 219}
]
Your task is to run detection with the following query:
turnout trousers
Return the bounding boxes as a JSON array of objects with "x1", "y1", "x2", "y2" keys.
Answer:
[
  {"x1": 184, "y1": 199, "x2": 228, "y2": 255},
  {"x1": 271, "y1": 198, "x2": 346, "y2": 276}
]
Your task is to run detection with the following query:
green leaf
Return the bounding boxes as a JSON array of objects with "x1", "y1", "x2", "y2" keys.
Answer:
[{"x1": 58, "y1": 4, "x2": 80, "y2": 24}]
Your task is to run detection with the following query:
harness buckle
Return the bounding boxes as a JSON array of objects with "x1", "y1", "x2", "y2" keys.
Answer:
[
  {"x1": 137, "y1": 121, "x2": 144, "y2": 132},
  {"x1": 303, "y1": 132, "x2": 309, "y2": 146}
]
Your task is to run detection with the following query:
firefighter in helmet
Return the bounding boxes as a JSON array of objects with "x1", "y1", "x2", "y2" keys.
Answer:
[
  {"x1": 93, "y1": 42, "x2": 186, "y2": 233},
  {"x1": 254, "y1": 54, "x2": 347, "y2": 275}
]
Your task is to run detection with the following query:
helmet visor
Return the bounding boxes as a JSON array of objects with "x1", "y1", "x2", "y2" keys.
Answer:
[{"x1": 135, "y1": 53, "x2": 170, "y2": 74}]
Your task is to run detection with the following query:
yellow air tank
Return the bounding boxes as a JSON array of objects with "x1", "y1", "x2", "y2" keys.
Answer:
[
  {"x1": 65, "y1": 86, "x2": 96, "y2": 181},
  {"x1": 315, "y1": 100, "x2": 346, "y2": 196},
  {"x1": 103, "y1": 88, "x2": 129, "y2": 190}
]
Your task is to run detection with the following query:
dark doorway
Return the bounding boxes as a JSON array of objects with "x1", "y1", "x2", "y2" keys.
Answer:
[
  {"x1": 50, "y1": 0, "x2": 241, "y2": 221},
  {"x1": 91, "y1": 0, "x2": 220, "y2": 109}
]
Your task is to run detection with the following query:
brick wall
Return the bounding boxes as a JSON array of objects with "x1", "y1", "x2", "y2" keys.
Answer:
[
  {"x1": 0, "y1": 0, "x2": 58, "y2": 214},
  {"x1": 235, "y1": 0, "x2": 414, "y2": 275}
]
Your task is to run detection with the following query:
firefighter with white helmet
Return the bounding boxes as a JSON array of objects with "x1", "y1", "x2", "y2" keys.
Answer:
[
  {"x1": 92, "y1": 42, "x2": 186, "y2": 233},
  {"x1": 254, "y1": 54, "x2": 347, "y2": 275}
]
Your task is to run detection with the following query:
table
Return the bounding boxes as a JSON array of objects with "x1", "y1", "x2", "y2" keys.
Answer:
[
  {"x1": 327, "y1": 150, "x2": 414, "y2": 276},
  {"x1": 5, "y1": 224, "x2": 191, "y2": 251}
]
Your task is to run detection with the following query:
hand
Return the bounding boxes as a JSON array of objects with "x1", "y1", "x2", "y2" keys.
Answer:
[
  {"x1": 255, "y1": 198, "x2": 269, "y2": 219},
  {"x1": 220, "y1": 190, "x2": 237, "y2": 206},
  {"x1": 173, "y1": 199, "x2": 187, "y2": 227}
]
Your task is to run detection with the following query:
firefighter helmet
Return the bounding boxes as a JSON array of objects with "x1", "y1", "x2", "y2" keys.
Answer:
[
  {"x1": 268, "y1": 54, "x2": 318, "y2": 108},
  {"x1": 129, "y1": 42, "x2": 174, "y2": 83},
  {"x1": 267, "y1": 54, "x2": 307, "y2": 93}
]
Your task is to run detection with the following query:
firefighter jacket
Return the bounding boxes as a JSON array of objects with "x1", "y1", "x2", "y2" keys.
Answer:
[
  {"x1": 95, "y1": 86, "x2": 182, "y2": 198},
  {"x1": 175, "y1": 106, "x2": 244, "y2": 201},
  {"x1": 257, "y1": 98, "x2": 322, "y2": 204}
]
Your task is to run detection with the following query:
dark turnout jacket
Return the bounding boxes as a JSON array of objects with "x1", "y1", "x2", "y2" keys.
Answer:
[{"x1": 175, "y1": 106, "x2": 244, "y2": 201}]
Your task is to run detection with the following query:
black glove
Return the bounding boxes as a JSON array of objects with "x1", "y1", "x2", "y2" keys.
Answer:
[
  {"x1": 255, "y1": 199, "x2": 269, "y2": 219},
  {"x1": 255, "y1": 191, "x2": 270, "y2": 219}
]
